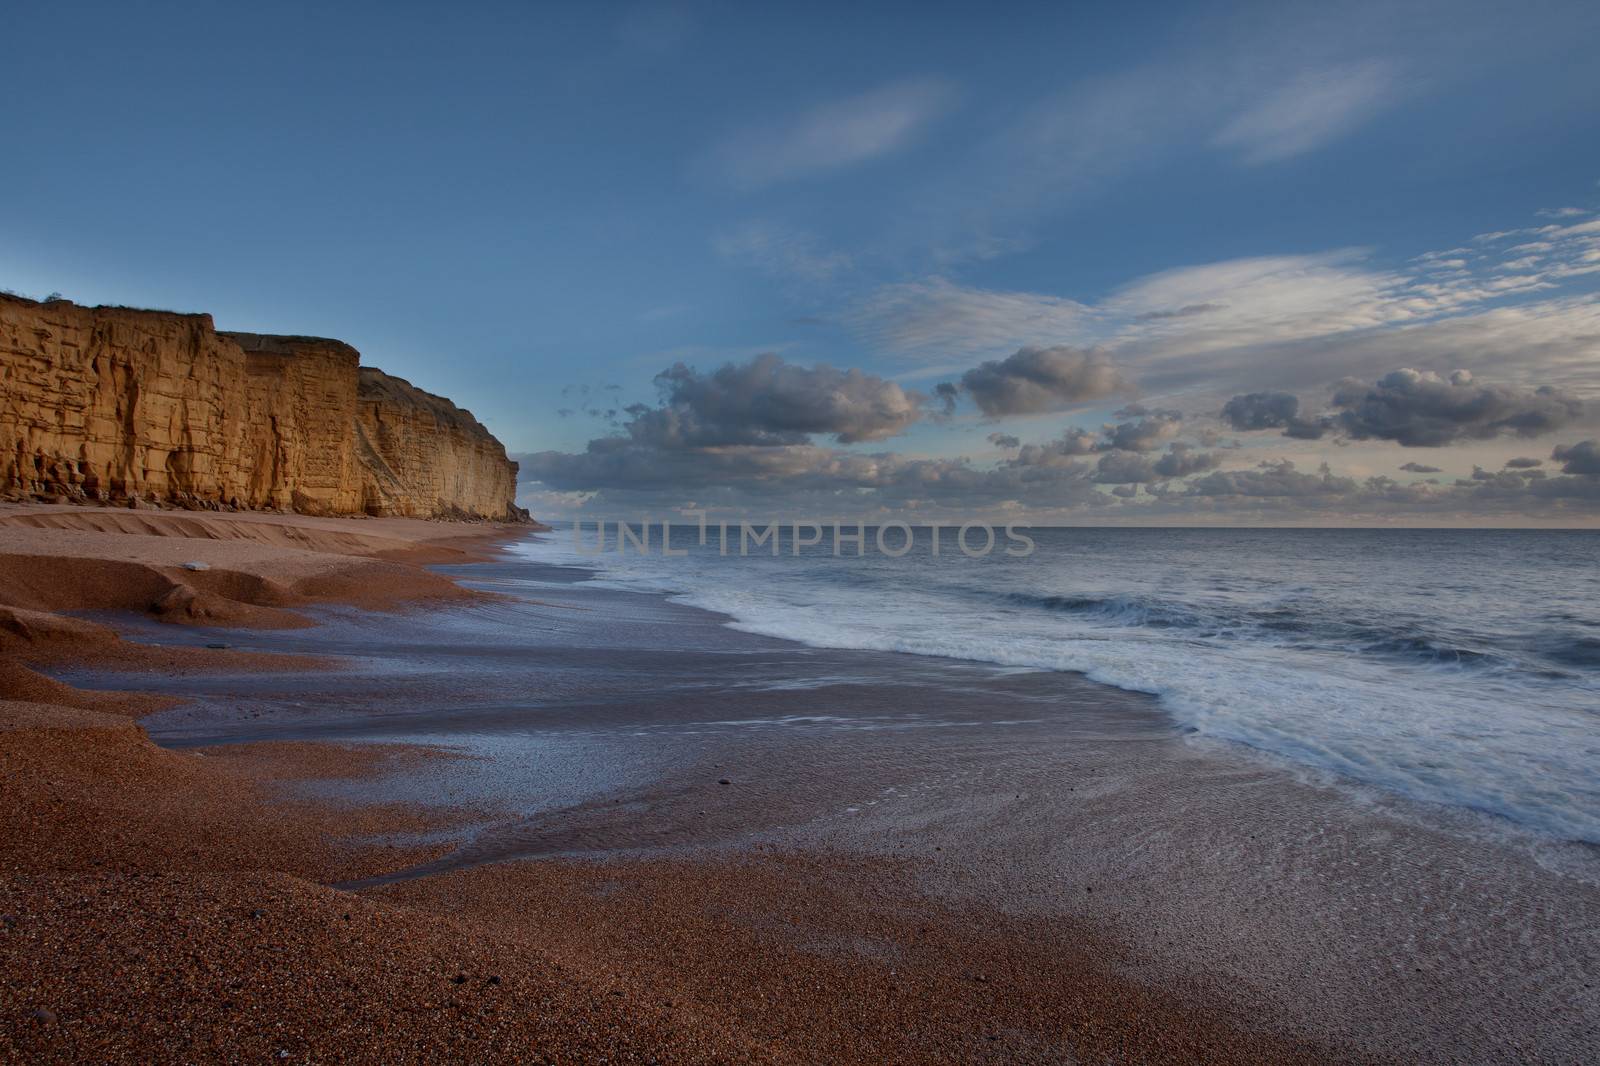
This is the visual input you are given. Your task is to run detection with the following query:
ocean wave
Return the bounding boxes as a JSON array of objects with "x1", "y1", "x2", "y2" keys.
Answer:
[
  {"x1": 1001, "y1": 588, "x2": 1524, "y2": 674},
  {"x1": 1543, "y1": 635, "x2": 1600, "y2": 668},
  {"x1": 513, "y1": 528, "x2": 1600, "y2": 842}
]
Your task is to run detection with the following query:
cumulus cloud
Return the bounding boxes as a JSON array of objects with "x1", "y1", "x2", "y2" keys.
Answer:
[
  {"x1": 1221, "y1": 391, "x2": 1297, "y2": 430},
  {"x1": 954, "y1": 346, "x2": 1131, "y2": 417},
  {"x1": 987, "y1": 433, "x2": 1021, "y2": 449},
  {"x1": 1218, "y1": 391, "x2": 1328, "y2": 438},
  {"x1": 1504, "y1": 457, "x2": 1544, "y2": 469},
  {"x1": 1399, "y1": 461, "x2": 1442, "y2": 473},
  {"x1": 1011, "y1": 429, "x2": 1101, "y2": 467},
  {"x1": 518, "y1": 432, "x2": 1600, "y2": 521},
  {"x1": 1329, "y1": 369, "x2": 1584, "y2": 447},
  {"x1": 1187, "y1": 459, "x2": 1357, "y2": 498},
  {"x1": 1152, "y1": 443, "x2": 1223, "y2": 478},
  {"x1": 1089, "y1": 443, "x2": 1222, "y2": 484},
  {"x1": 520, "y1": 437, "x2": 1109, "y2": 512},
  {"x1": 706, "y1": 79, "x2": 954, "y2": 189},
  {"x1": 628, "y1": 353, "x2": 926, "y2": 447},
  {"x1": 1093, "y1": 452, "x2": 1156, "y2": 484},
  {"x1": 1553, "y1": 439, "x2": 1600, "y2": 477},
  {"x1": 1009, "y1": 410, "x2": 1184, "y2": 467},
  {"x1": 1103, "y1": 411, "x2": 1183, "y2": 452}
]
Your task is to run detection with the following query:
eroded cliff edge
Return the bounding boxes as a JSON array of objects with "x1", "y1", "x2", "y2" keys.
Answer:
[{"x1": 0, "y1": 294, "x2": 528, "y2": 521}]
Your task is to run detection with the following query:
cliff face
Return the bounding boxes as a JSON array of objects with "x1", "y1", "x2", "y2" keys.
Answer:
[
  {"x1": 0, "y1": 294, "x2": 526, "y2": 521},
  {"x1": 354, "y1": 368, "x2": 522, "y2": 521}
]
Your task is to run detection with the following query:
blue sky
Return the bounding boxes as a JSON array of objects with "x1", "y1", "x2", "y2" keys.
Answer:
[{"x1": 4, "y1": 1, "x2": 1600, "y2": 522}]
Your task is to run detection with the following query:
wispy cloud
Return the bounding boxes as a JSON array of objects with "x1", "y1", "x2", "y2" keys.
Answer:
[
  {"x1": 842, "y1": 277, "x2": 1089, "y2": 357},
  {"x1": 713, "y1": 221, "x2": 853, "y2": 284},
  {"x1": 1213, "y1": 61, "x2": 1399, "y2": 164},
  {"x1": 840, "y1": 209, "x2": 1600, "y2": 408},
  {"x1": 704, "y1": 79, "x2": 955, "y2": 190}
]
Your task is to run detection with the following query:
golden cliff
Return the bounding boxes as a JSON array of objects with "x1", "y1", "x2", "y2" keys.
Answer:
[{"x1": 0, "y1": 294, "x2": 527, "y2": 521}]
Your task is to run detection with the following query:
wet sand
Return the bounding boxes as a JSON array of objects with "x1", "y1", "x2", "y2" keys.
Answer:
[{"x1": 4, "y1": 506, "x2": 1597, "y2": 1062}]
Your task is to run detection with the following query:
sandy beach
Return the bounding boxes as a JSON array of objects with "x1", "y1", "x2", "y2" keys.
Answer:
[{"x1": 3, "y1": 503, "x2": 1597, "y2": 1064}]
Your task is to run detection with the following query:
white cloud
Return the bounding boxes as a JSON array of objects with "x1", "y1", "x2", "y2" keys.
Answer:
[
  {"x1": 1104, "y1": 251, "x2": 1408, "y2": 348},
  {"x1": 705, "y1": 79, "x2": 955, "y2": 189},
  {"x1": 840, "y1": 210, "x2": 1600, "y2": 409},
  {"x1": 1213, "y1": 61, "x2": 1398, "y2": 164}
]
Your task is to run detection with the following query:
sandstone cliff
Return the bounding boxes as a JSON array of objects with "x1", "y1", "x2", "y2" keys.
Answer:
[{"x1": 0, "y1": 294, "x2": 526, "y2": 521}]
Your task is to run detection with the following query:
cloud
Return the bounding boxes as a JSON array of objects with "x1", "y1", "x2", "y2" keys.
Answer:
[
  {"x1": 1152, "y1": 443, "x2": 1223, "y2": 478},
  {"x1": 520, "y1": 437, "x2": 1109, "y2": 513},
  {"x1": 843, "y1": 278, "x2": 1089, "y2": 358},
  {"x1": 1219, "y1": 391, "x2": 1328, "y2": 439},
  {"x1": 843, "y1": 205, "x2": 1600, "y2": 405},
  {"x1": 519, "y1": 199, "x2": 1600, "y2": 523},
  {"x1": 1213, "y1": 61, "x2": 1397, "y2": 164},
  {"x1": 1008, "y1": 412, "x2": 1186, "y2": 472},
  {"x1": 845, "y1": 250, "x2": 1413, "y2": 370},
  {"x1": 706, "y1": 79, "x2": 954, "y2": 189},
  {"x1": 591, "y1": 353, "x2": 926, "y2": 454},
  {"x1": 518, "y1": 431, "x2": 1600, "y2": 523},
  {"x1": 1093, "y1": 452, "x2": 1156, "y2": 484},
  {"x1": 1220, "y1": 391, "x2": 1298, "y2": 431},
  {"x1": 713, "y1": 223, "x2": 852, "y2": 284},
  {"x1": 1504, "y1": 456, "x2": 1544, "y2": 469},
  {"x1": 1134, "y1": 302, "x2": 1226, "y2": 322},
  {"x1": 955, "y1": 346, "x2": 1131, "y2": 417},
  {"x1": 1104, "y1": 251, "x2": 1412, "y2": 358},
  {"x1": 1102, "y1": 411, "x2": 1183, "y2": 452},
  {"x1": 1330, "y1": 369, "x2": 1584, "y2": 446},
  {"x1": 1092, "y1": 443, "x2": 1222, "y2": 484},
  {"x1": 1187, "y1": 459, "x2": 1357, "y2": 497},
  {"x1": 1012, "y1": 429, "x2": 1101, "y2": 467},
  {"x1": 1553, "y1": 439, "x2": 1600, "y2": 477}
]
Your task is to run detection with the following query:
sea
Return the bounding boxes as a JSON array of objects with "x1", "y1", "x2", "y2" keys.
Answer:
[{"x1": 521, "y1": 522, "x2": 1600, "y2": 844}]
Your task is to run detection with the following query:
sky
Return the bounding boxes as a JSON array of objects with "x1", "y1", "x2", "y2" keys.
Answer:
[{"x1": 4, "y1": 0, "x2": 1599, "y2": 525}]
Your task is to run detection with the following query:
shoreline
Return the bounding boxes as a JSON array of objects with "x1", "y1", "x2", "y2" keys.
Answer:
[{"x1": 3, "y1": 506, "x2": 1597, "y2": 1062}]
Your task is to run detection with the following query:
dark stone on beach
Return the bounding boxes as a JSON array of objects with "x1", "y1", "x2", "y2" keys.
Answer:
[
  {"x1": 250, "y1": 908, "x2": 266, "y2": 918},
  {"x1": 487, "y1": 975, "x2": 501, "y2": 986},
  {"x1": 718, "y1": 778, "x2": 731, "y2": 786},
  {"x1": 205, "y1": 642, "x2": 230, "y2": 650},
  {"x1": 30, "y1": 1007, "x2": 56, "y2": 1024},
  {"x1": 451, "y1": 974, "x2": 467, "y2": 984}
]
